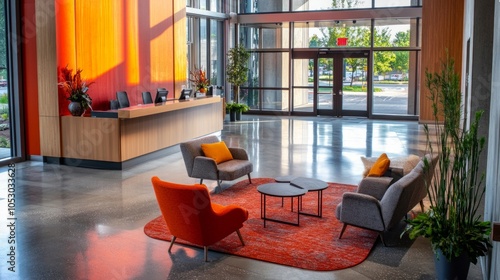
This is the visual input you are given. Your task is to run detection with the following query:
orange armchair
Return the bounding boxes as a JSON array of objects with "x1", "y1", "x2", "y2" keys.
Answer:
[{"x1": 151, "y1": 176, "x2": 249, "y2": 261}]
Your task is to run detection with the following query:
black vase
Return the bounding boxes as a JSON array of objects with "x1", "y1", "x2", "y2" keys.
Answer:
[
  {"x1": 229, "y1": 110, "x2": 236, "y2": 122},
  {"x1": 235, "y1": 111, "x2": 241, "y2": 121},
  {"x1": 68, "y1": 102, "x2": 84, "y2": 116},
  {"x1": 434, "y1": 249, "x2": 470, "y2": 280}
]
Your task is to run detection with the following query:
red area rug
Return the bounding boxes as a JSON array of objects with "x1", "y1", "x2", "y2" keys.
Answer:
[{"x1": 144, "y1": 178, "x2": 379, "y2": 271}]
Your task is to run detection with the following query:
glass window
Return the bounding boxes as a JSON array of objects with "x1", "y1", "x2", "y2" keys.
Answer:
[
  {"x1": 374, "y1": 18, "x2": 421, "y2": 47},
  {"x1": 293, "y1": 59, "x2": 313, "y2": 87},
  {"x1": 188, "y1": 0, "x2": 208, "y2": 9},
  {"x1": 243, "y1": 89, "x2": 259, "y2": 109},
  {"x1": 210, "y1": 19, "x2": 220, "y2": 85},
  {"x1": 0, "y1": 0, "x2": 24, "y2": 161},
  {"x1": 292, "y1": 59, "x2": 314, "y2": 112},
  {"x1": 375, "y1": 0, "x2": 419, "y2": 8},
  {"x1": 373, "y1": 50, "x2": 419, "y2": 116},
  {"x1": 244, "y1": 50, "x2": 290, "y2": 111},
  {"x1": 188, "y1": 17, "x2": 224, "y2": 91},
  {"x1": 199, "y1": 18, "x2": 208, "y2": 69},
  {"x1": 247, "y1": 52, "x2": 289, "y2": 88},
  {"x1": 293, "y1": 88, "x2": 314, "y2": 112},
  {"x1": 0, "y1": 1, "x2": 11, "y2": 158},
  {"x1": 210, "y1": 0, "x2": 222, "y2": 12},
  {"x1": 199, "y1": 0, "x2": 207, "y2": 10},
  {"x1": 292, "y1": 0, "x2": 370, "y2": 11},
  {"x1": 230, "y1": 0, "x2": 238, "y2": 13},
  {"x1": 262, "y1": 90, "x2": 289, "y2": 111},
  {"x1": 293, "y1": 20, "x2": 371, "y2": 48},
  {"x1": 241, "y1": 0, "x2": 290, "y2": 13},
  {"x1": 240, "y1": 23, "x2": 290, "y2": 49}
]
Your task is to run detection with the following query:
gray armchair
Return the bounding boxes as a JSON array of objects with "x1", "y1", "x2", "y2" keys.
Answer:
[
  {"x1": 180, "y1": 135, "x2": 253, "y2": 190},
  {"x1": 335, "y1": 154, "x2": 437, "y2": 245}
]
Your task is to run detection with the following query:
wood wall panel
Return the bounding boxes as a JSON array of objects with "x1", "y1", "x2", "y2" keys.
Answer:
[
  {"x1": 117, "y1": 97, "x2": 221, "y2": 118},
  {"x1": 120, "y1": 101, "x2": 223, "y2": 161},
  {"x1": 60, "y1": 100, "x2": 222, "y2": 163},
  {"x1": 36, "y1": 0, "x2": 60, "y2": 156},
  {"x1": 61, "y1": 117, "x2": 121, "y2": 162},
  {"x1": 36, "y1": 0, "x2": 58, "y2": 117},
  {"x1": 419, "y1": 0, "x2": 465, "y2": 122},
  {"x1": 39, "y1": 117, "x2": 61, "y2": 157}
]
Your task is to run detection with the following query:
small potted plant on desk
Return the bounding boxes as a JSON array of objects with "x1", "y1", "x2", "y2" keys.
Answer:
[
  {"x1": 58, "y1": 65, "x2": 94, "y2": 116},
  {"x1": 189, "y1": 66, "x2": 210, "y2": 97}
]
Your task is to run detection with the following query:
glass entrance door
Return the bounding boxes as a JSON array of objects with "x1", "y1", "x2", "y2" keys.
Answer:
[
  {"x1": 317, "y1": 52, "x2": 369, "y2": 117},
  {"x1": 317, "y1": 57, "x2": 335, "y2": 114}
]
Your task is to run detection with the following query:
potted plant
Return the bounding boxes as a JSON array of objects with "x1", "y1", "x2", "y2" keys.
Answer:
[
  {"x1": 225, "y1": 102, "x2": 236, "y2": 122},
  {"x1": 189, "y1": 66, "x2": 210, "y2": 94},
  {"x1": 404, "y1": 56, "x2": 492, "y2": 279},
  {"x1": 58, "y1": 65, "x2": 94, "y2": 116},
  {"x1": 233, "y1": 103, "x2": 249, "y2": 121},
  {"x1": 226, "y1": 44, "x2": 250, "y2": 104}
]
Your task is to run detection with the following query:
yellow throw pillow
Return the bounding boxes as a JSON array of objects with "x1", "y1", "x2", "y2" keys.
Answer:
[
  {"x1": 367, "y1": 153, "x2": 391, "y2": 177},
  {"x1": 201, "y1": 141, "x2": 233, "y2": 164}
]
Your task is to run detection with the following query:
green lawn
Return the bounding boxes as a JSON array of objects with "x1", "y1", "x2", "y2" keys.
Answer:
[
  {"x1": 0, "y1": 93, "x2": 8, "y2": 104},
  {"x1": 344, "y1": 85, "x2": 383, "y2": 92},
  {"x1": 317, "y1": 85, "x2": 382, "y2": 93},
  {"x1": 311, "y1": 76, "x2": 409, "y2": 85}
]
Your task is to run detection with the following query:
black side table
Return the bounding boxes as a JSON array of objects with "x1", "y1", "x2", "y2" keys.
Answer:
[
  {"x1": 257, "y1": 183, "x2": 307, "y2": 227},
  {"x1": 275, "y1": 176, "x2": 328, "y2": 218}
]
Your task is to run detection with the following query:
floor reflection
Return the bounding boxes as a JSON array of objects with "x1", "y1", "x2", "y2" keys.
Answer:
[{"x1": 1, "y1": 115, "x2": 482, "y2": 279}]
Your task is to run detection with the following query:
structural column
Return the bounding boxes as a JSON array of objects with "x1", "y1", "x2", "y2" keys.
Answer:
[
  {"x1": 36, "y1": 0, "x2": 61, "y2": 157},
  {"x1": 484, "y1": 1, "x2": 500, "y2": 278},
  {"x1": 419, "y1": 0, "x2": 465, "y2": 122}
]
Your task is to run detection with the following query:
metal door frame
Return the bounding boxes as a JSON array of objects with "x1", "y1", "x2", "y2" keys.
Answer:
[{"x1": 317, "y1": 51, "x2": 370, "y2": 117}]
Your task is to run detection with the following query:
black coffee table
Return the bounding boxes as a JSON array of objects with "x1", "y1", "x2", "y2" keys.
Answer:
[
  {"x1": 275, "y1": 176, "x2": 328, "y2": 217},
  {"x1": 257, "y1": 183, "x2": 307, "y2": 227}
]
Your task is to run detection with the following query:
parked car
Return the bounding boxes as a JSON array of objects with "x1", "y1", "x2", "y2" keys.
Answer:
[
  {"x1": 0, "y1": 80, "x2": 7, "y2": 87},
  {"x1": 390, "y1": 74, "x2": 403, "y2": 81}
]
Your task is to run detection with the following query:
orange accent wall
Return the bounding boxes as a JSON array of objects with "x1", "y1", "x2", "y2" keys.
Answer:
[
  {"x1": 55, "y1": 0, "x2": 77, "y2": 116},
  {"x1": 22, "y1": 0, "x2": 41, "y2": 155},
  {"x1": 55, "y1": 0, "x2": 176, "y2": 111}
]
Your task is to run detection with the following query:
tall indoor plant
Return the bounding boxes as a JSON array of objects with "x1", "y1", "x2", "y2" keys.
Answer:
[
  {"x1": 404, "y1": 57, "x2": 491, "y2": 279},
  {"x1": 226, "y1": 44, "x2": 250, "y2": 104}
]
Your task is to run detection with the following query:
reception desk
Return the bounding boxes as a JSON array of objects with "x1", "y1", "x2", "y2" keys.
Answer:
[{"x1": 60, "y1": 97, "x2": 223, "y2": 169}]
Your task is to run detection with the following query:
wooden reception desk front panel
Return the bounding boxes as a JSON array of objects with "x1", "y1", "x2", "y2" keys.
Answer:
[{"x1": 61, "y1": 97, "x2": 223, "y2": 164}]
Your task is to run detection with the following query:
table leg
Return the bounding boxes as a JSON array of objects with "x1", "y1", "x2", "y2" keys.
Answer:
[
  {"x1": 298, "y1": 196, "x2": 301, "y2": 224},
  {"x1": 261, "y1": 193, "x2": 268, "y2": 228},
  {"x1": 260, "y1": 195, "x2": 302, "y2": 227},
  {"x1": 318, "y1": 190, "x2": 323, "y2": 217},
  {"x1": 298, "y1": 190, "x2": 324, "y2": 218}
]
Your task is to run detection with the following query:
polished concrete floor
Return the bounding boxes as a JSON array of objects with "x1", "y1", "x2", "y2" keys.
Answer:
[{"x1": 0, "y1": 115, "x2": 483, "y2": 279}]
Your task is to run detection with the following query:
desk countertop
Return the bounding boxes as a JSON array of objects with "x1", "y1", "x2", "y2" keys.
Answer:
[{"x1": 115, "y1": 96, "x2": 221, "y2": 119}]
